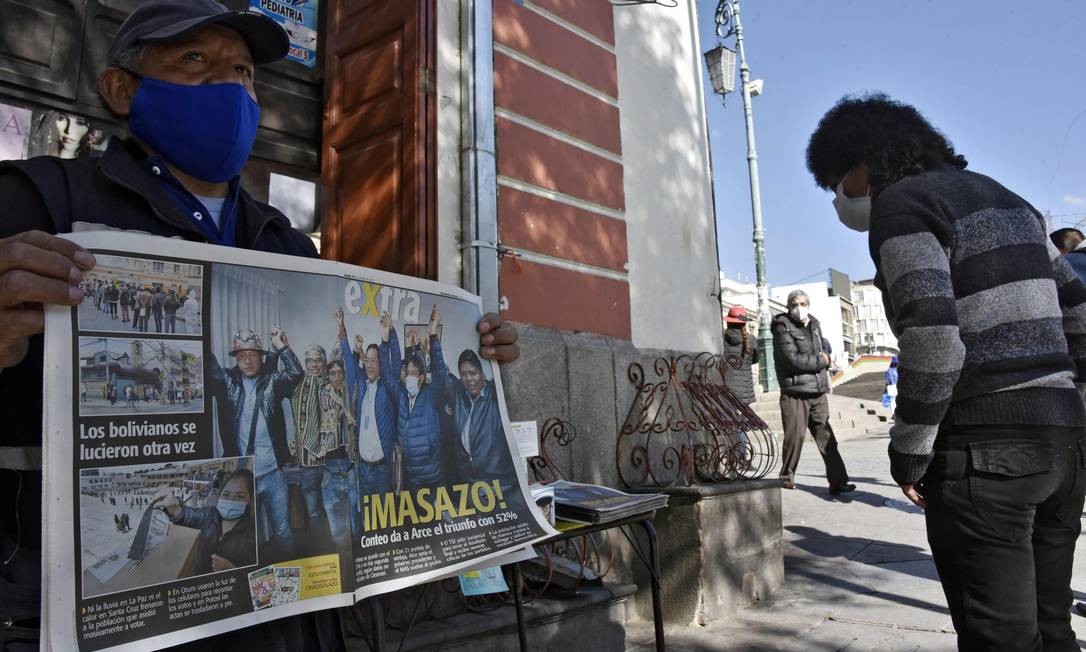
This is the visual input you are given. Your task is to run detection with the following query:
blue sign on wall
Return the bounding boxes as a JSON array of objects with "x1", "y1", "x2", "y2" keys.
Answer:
[{"x1": 250, "y1": 0, "x2": 319, "y2": 68}]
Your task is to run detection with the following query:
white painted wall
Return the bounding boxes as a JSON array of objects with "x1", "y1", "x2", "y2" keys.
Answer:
[
  {"x1": 720, "y1": 273, "x2": 787, "y2": 317},
  {"x1": 614, "y1": 0, "x2": 723, "y2": 354}
]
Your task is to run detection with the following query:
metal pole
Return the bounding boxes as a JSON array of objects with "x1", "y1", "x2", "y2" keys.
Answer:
[
  {"x1": 511, "y1": 563, "x2": 528, "y2": 651},
  {"x1": 461, "y1": 0, "x2": 501, "y2": 314},
  {"x1": 729, "y1": 0, "x2": 777, "y2": 392}
]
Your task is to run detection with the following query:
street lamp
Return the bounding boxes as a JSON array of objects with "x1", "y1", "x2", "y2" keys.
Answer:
[
  {"x1": 703, "y1": 44, "x2": 737, "y2": 96},
  {"x1": 704, "y1": 0, "x2": 777, "y2": 392}
]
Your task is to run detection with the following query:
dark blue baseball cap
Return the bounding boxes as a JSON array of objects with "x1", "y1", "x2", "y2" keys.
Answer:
[{"x1": 107, "y1": 0, "x2": 290, "y2": 67}]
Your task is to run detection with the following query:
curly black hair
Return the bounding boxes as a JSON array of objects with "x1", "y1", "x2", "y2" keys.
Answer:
[{"x1": 805, "y1": 93, "x2": 967, "y2": 191}]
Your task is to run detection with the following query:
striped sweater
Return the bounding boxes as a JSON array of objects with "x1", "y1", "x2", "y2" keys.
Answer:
[{"x1": 870, "y1": 166, "x2": 1086, "y2": 484}]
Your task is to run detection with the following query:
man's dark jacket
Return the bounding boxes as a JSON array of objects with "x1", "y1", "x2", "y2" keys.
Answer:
[
  {"x1": 771, "y1": 312, "x2": 831, "y2": 396},
  {"x1": 151, "y1": 290, "x2": 165, "y2": 316},
  {"x1": 431, "y1": 337, "x2": 517, "y2": 494},
  {"x1": 173, "y1": 504, "x2": 257, "y2": 575},
  {"x1": 209, "y1": 348, "x2": 305, "y2": 468},
  {"x1": 0, "y1": 139, "x2": 316, "y2": 628},
  {"x1": 385, "y1": 329, "x2": 445, "y2": 487}
]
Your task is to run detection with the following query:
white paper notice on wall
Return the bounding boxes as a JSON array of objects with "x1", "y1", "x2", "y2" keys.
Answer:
[{"x1": 510, "y1": 420, "x2": 539, "y2": 459}]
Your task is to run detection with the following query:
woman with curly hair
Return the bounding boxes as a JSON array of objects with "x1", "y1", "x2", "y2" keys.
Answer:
[{"x1": 807, "y1": 93, "x2": 1086, "y2": 651}]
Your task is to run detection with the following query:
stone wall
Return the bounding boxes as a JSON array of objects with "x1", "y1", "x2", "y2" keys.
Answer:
[{"x1": 500, "y1": 324, "x2": 784, "y2": 625}]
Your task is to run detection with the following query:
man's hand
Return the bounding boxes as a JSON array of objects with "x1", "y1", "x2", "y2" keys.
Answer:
[
  {"x1": 336, "y1": 308, "x2": 346, "y2": 340},
  {"x1": 429, "y1": 304, "x2": 441, "y2": 338},
  {"x1": 0, "y1": 231, "x2": 95, "y2": 368},
  {"x1": 270, "y1": 327, "x2": 288, "y2": 351},
  {"x1": 353, "y1": 335, "x2": 365, "y2": 356},
  {"x1": 477, "y1": 313, "x2": 519, "y2": 363},
  {"x1": 406, "y1": 329, "x2": 418, "y2": 348},
  {"x1": 900, "y1": 483, "x2": 926, "y2": 509},
  {"x1": 380, "y1": 311, "x2": 391, "y2": 343},
  {"x1": 210, "y1": 554, "x2": 236, "y2": 572}
]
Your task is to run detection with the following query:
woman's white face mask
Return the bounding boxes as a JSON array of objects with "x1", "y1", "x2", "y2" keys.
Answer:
[{"x1": 833, "y1": 179, "x2": 871, "y2": 232}]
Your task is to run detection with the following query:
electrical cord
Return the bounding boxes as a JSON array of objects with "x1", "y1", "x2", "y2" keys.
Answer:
[
  {"x1": 618, "y1": 525, "x2": 661, "y2": 585},
  {"x1": 2, "y1": 469, "x2": 22, "y2": 565}
]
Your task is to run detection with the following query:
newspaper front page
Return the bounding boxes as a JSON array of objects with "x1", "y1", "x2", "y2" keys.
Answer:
[{"x1": 43, "y1": 233, "x2": 553, "y2": 651}]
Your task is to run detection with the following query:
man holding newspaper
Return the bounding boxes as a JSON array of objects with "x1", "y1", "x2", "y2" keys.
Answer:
[{"x1": 0, "y1": 1, "x2": 520, "y2": 649}]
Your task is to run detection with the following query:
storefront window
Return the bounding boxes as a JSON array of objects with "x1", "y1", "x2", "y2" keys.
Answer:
[{"x1": 267, "y1": 171, "x2": 320, "y2": 252}]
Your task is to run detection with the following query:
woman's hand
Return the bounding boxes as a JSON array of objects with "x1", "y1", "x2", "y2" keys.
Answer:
[{"x1": 150, "y1": 485, "x2": 181, "y2": 519}]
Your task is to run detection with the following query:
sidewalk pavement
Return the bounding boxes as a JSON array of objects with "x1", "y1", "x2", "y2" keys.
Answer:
[{"x1": 628, "y1": 427, "x2": 1086, "y2": 651}]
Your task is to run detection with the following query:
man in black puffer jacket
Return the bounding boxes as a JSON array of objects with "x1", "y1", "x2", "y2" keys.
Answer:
[{"x1": 771, "y1": 290, "x2": 853, "y2": 493}]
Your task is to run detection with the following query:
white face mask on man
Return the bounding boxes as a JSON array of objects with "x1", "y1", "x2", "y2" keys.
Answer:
[
  {"x1": 833, "y1": 178, "x2": 872, "y2": 232},
  {"x1": 790, "y1": 306, "x2": 809, "y2": 322}
]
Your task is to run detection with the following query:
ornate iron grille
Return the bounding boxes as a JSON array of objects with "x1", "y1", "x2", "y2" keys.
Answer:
[{"x1": 617, "y1": 352, "x2": 777, "y2": 488}]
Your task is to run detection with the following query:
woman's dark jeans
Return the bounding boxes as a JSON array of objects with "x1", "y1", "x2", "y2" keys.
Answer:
[{"x1": 921, "y1": 425, "x2": 1086, "y2": 651}]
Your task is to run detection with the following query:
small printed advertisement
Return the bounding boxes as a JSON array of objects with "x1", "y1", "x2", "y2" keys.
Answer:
[
  {"x1": 0, "y1": 101, "x2": 31, "y2": 161},
  {"x1": 44, "y1": 233, "x2": 553, "y2": 651},
  {"x1": 250, "y1": 0, "x2": 319, "y2": 68}
]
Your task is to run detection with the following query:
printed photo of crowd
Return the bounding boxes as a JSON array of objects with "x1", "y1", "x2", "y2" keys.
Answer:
[
  {"x1": 207, "y1": 264, "x2": 520, "y2": 562},
  {"x1": 77, "y1": 254, "x2": 203, "y2": 335},
  {"x1": 77, "y1": 337, "x2": 204, "y2": 417}
]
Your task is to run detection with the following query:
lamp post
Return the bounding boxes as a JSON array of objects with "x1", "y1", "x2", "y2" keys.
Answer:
[{"x1": 704, "y1": 0, "x2": 777, "y2": 392}]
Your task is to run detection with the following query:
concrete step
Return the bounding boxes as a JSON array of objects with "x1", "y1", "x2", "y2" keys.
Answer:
[
  {"x1": 378, "y1": 583, "x2": 636, "y2": 651},
  {"x1": 752, "y1": 406, "x2": 888, "y2": 423},
  {"x1": 748, "y1": 391, "x2": 891, "y2": 442}
]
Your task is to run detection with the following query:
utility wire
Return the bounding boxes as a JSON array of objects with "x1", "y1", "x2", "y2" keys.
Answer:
[
  {"x1": 1049, "y1": 106, "x2": 1086, "y2": 184},
  {"x1": 785, "y1": 268, "x2": 830, "y2": 286}
]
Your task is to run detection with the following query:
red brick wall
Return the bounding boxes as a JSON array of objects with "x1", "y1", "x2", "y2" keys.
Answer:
[{"x1": 493, "y1": 0, "x2": 630, "y2": 339}]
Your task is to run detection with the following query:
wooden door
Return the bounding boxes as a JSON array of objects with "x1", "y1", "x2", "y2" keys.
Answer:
[{"x1": 321, "y1": 0, "x2": 436, "y2": 278}]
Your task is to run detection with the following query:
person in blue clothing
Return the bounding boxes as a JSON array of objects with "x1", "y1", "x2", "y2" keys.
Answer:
[
  {"x1": 388, "y1": 306, "x2": 446, "y2": 490},
  {"x1": 884, "y1": 356, "x2": 899, "y2": 417},
  {"x1": 1049, "y1": 228, "x2": 1086, "y2": 284},
  {"x1": 430, "y1": 321, "x2": 519, "y2": 500},
  {"x1": 0, "y1": 2, "x2": 523, "y2": 646},
  {"x1": 1049, "y1": 228, "x2": 1083, "y2": 255},
  {"x1": 336, "y1": 309, "x2": 399, "y2": 529}
]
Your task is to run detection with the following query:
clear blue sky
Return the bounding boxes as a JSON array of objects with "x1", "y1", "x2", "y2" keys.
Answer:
[{"x1": 696, "y1": 0, "x2": 1086, "y2": 286}]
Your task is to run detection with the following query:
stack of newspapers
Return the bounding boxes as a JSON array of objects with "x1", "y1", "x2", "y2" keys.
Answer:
[{"x1": 550, "y1": 480, "x2": 667, "y2": 525}]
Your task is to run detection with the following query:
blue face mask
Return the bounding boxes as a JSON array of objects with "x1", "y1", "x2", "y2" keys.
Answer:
[
  {"x1": 216, "y1": 498, "x2": 248, "y2": 521},
  {"x1": 127, "y1": 77, "x2": 260, "y2": 183}
]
